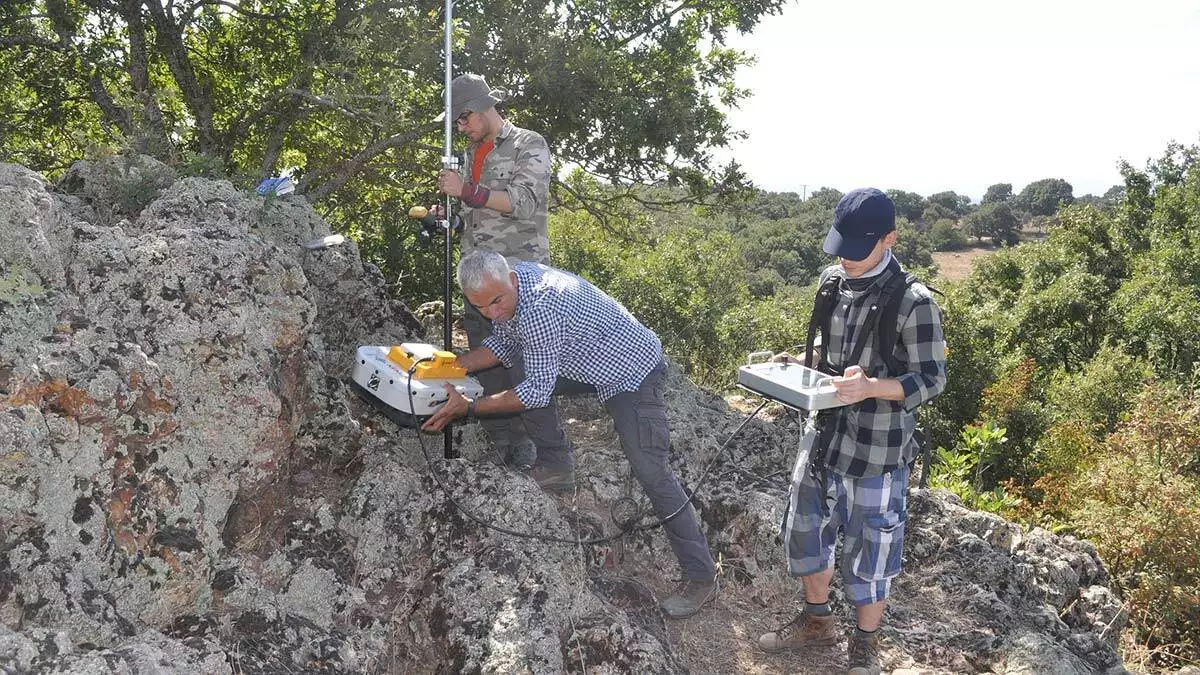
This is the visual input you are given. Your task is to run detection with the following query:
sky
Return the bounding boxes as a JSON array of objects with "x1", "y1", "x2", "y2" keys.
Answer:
[{"x1": 719, "y1": 0, "x2": 1200, "y2": 202}]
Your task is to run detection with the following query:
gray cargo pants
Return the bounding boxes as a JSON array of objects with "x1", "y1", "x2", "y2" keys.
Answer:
[
  {"x1": 519, "y1": 360, "x2": 717, "y2": 581},
  {"x1": 463, "y1": 305, "x2": 531, "y2": 452}
]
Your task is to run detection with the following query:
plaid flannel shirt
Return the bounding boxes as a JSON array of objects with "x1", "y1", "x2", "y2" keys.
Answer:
[
  {"x1": 818, "y1": 257, "x2": 947, "y2": 478},
  {"x1": 482, "y1": 262, "x2": 663, "y2": 408}
]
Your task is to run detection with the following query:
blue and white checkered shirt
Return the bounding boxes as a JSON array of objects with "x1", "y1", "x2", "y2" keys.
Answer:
[{"x1": 482, "y1": 262, "x2": 663, "y2": 408}]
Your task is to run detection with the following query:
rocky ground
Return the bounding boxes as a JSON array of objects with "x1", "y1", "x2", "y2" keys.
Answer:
[{"x1": 1, "y1": 156, "x2": 1129, "y2": 673}]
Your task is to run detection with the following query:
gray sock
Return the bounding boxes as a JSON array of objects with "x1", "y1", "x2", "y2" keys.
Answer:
[{"x1": 805, "y1": 601, "x2": 832, "y2": 617}]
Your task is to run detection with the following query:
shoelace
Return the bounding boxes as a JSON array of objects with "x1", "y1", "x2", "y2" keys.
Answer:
[
  {"x1": 772, "y1": 612, "x2": 808, "y2": 635},
  {"x1": 848, "y1": 634, "x2": 880, "y2": 665}
]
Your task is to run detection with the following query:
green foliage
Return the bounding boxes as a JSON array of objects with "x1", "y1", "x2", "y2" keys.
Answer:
[
  {"x1": 929, "y1": 422, "x2": 1019, "y2": 514},
  {"x1": 742, "y1": 189, "x2": 806, "y2": 221},
  {"x1": 805, "y1": 187, "x2": 843, "y2": 210},
  {"x1": 981, "y1": 182, "x2": 1013, "y2": 205},
  {"x1": 964, "y1": 245, "x2": 1027, "y2": 306},
  {"x1": 926, "y1": 190, "x2": 972, "y2": 217},
  {"x1": 178, "y1": 151, "x2": 228, "y2": 179},
  {"x1": 964, "y1": 202, "x2": 1019, "y2": 244},
  {"x1": 1016, "y1": 178, "x2": 1075, "y2": 216},
  {"x1": 922, "y1": 285, "x2": 1003, "y2": 451},
  {"x1": 1111, "y1": 242, "x2": 1200, "y2": 381},
  {"x1": 977, "y1": 358, "x2": 1046, "y2": 485},
  {"x1": 927, "y1": 218, "x2": 967, "y2": 251},
  {"x1": 1012, "y1": 267, "x2": 1109, "y2": 372},
  {"x1": 1043, "y1": 345, "x2": 1150, "y2": 434},
  {"x1": 717, "y1": 287, "x2": 814, "y2": 368},
  {"x1": 886, "y1": 189, "x2": 925, "y2": 222},
  {"x1": 1, "y1": 0, "x2": 785, "y2": 305},
  {"x1": 920, "y1": 201, "x2": 956, "y2": 223},
  {"x1": 730, "y1": 200, "x2": 831, "y2": 292},
  {"x1": 1064, "y1": 384, "x2": 1200, "y2": 669},
  {"x1": 891, "y1": 218, "x2": 933, "y2": 270},
  {"x1": 550, "y1": 206, "x2": 751, "y2": 387}
]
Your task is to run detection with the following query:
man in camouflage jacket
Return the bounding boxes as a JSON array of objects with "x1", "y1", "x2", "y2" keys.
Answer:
[{"x1": 438, "y1": 73, "x2": 551, "y2": 466}]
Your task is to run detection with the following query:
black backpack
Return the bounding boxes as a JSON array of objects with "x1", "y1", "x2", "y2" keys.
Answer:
[
  {"x1": 802, "y1": 259, "x2": 938, "y2": 487},
  {"x1": 803, "y1": 260, "x2": 920, "y2": 379}
]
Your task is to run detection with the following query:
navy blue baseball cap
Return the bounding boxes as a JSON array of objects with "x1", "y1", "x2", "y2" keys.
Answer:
[{"x1": 822, "y1": 188, "x2": 896, "y2": 261}]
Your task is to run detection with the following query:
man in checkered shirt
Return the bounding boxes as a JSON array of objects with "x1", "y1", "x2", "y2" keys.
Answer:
[
  {"x1": 422, "y1": 249, "x2": 719, "y2": 619},
  {"x1": 756, "y1": 189, "x2": 947, "y2": 675}
]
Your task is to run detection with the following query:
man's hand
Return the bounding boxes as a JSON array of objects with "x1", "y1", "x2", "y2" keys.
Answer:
[
  {"x1": 832, "y1": 365, "x2": 875, "y2": 404},
  {"x1": 438, "y1": 169, "x2": 464, "y2": 198},
  {"x1": 421, "y1": 384, "x2": 469, "y2": 432}
]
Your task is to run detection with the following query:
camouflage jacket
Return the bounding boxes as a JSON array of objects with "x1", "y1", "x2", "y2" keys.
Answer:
[{"x1": 460, "y1": 119, "x2": 551, "y2": 263}]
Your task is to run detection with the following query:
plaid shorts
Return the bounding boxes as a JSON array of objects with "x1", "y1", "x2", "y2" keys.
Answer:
[{"x1": 782, "y1": 432, "x2": 910, "y2": 606}]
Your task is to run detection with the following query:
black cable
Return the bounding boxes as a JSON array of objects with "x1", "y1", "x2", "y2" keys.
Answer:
[{"x1": 401, "y1": 359, "x2": 769, "y2": 545}]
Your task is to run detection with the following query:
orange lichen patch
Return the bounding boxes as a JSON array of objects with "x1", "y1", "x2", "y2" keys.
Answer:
[
  {"x1": 129, "y1": 385, "x2": 175, "y2": 416},
  {"x1": 108, "y1": 487, "x2": 134, "y2": 524},
  {"x1": 7, "y1": 378, "x2": 97, "y2": 418},
  {"x1": 111, "y1": 529, "x2": 146, "y2": 558}
]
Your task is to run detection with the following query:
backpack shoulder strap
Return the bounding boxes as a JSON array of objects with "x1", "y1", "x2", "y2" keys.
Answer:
[
  {"x1": 804, "y1": 271, "x2": 843, "y2": 374},
  {"x1": 842, "y1": 259, "x2": 911, "y2": 370},
  {"x1": 875, "y1": 269, "x2": 946, "y2": 376}
]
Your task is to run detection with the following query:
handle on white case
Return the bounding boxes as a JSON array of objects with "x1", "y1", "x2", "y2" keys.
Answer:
[{"x1": 746, "y1": 350, "x2": 775, "y2": 365}]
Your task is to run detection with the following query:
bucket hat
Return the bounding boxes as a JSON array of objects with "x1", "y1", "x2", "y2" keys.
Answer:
[{"x1": 448, "y1": 73, "x2": 504, "y2": 120}]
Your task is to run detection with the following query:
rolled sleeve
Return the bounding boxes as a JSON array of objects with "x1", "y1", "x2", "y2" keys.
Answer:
[
  {"x1": 511, "y1": 299, "x2": 564, "y2": 409},
  {"x1": 514, "y1": 345, "x2": 560, "y2": 409},
  {"x1": 504, "y1": 139, "x2": 550, "y2": 221},
  {"x1": 482, "y1": 334, "x2": 517, "y2": 367},
  {"x1": 898, "y1": 297, "x2": 947, "y2": 411}
]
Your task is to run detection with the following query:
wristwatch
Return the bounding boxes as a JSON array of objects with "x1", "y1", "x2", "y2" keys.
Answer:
[{"x1": 465, "y1": 398, "x2": 477, "y2": 420}]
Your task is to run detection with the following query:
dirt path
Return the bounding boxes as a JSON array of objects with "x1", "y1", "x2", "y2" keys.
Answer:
[{"x1": 931, "y1": 245, "x2": 996, "y2": 282}]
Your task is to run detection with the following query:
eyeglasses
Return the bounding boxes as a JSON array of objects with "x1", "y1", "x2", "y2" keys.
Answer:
[{"x1": 454, "y1": 110, "x2": 473, "y2": 126}]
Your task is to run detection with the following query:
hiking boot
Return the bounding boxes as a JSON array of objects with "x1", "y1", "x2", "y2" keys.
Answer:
[
  {"x1": 846, "y1": 629, "x2": 881, "y2": 675},
  {"x1": 757, "y1": 611, "x2": 839, "y2": 653},
  {"x1": 660, "y1": 578, "x2": 717, "y2": 619},
  {"x1": 531, "y1": 464, "x2": 575, "y2": 494}
]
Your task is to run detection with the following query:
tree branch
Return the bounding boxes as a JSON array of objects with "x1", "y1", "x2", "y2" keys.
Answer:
[
  {"x1": 281, "y1": 88, "x2": 376, "y2": 123},
  {"x1": 88, "y1": 71, "x2": 135, "y2": 137},
  {"x1": 0, "y1": 34, "x2": 63, "y2": 49},
  {"x1": 301, "y1": 127, "x2": 430, "y2": 202},
  {"x1": 180, "y1": 0, "x2": 289, "y2": 23},
  {"x1": 144, "y1": 0, "x2": 218, "y2": 154},
  {"x1": 552, "y1": 177, "x2": 653, "y2": 243},
  {"x1": 122, "y1": 0, "x2": 173, "y2": 154},
  {"x1": 611, "y1": 0, "x2": 695, "y2": 49}
]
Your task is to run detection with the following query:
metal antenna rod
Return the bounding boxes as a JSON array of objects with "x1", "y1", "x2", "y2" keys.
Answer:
[{"x1": 441, "y1": 0, "x2": 457, "y2": 459}]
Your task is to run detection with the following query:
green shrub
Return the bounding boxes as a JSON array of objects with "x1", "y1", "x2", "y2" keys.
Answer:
[
  {"x1": 716, "y1": 287, "x2": 814, "y2": 372},
  {"x1": 1067, "y1": 383, "x2": 1200, "y2": 669},
  {"x1": 928, "y1": 218, "x2": 967, "y2": 251},
  {"x1": 551, "y1": 210, "x2": 751, "y2": 388},
  {"x1": 1043, "y1": 345, "x2": 1151, "y2": 434},
  {"x1": 929, "y1": 422, "x2": 1020, "y2": 514}
]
